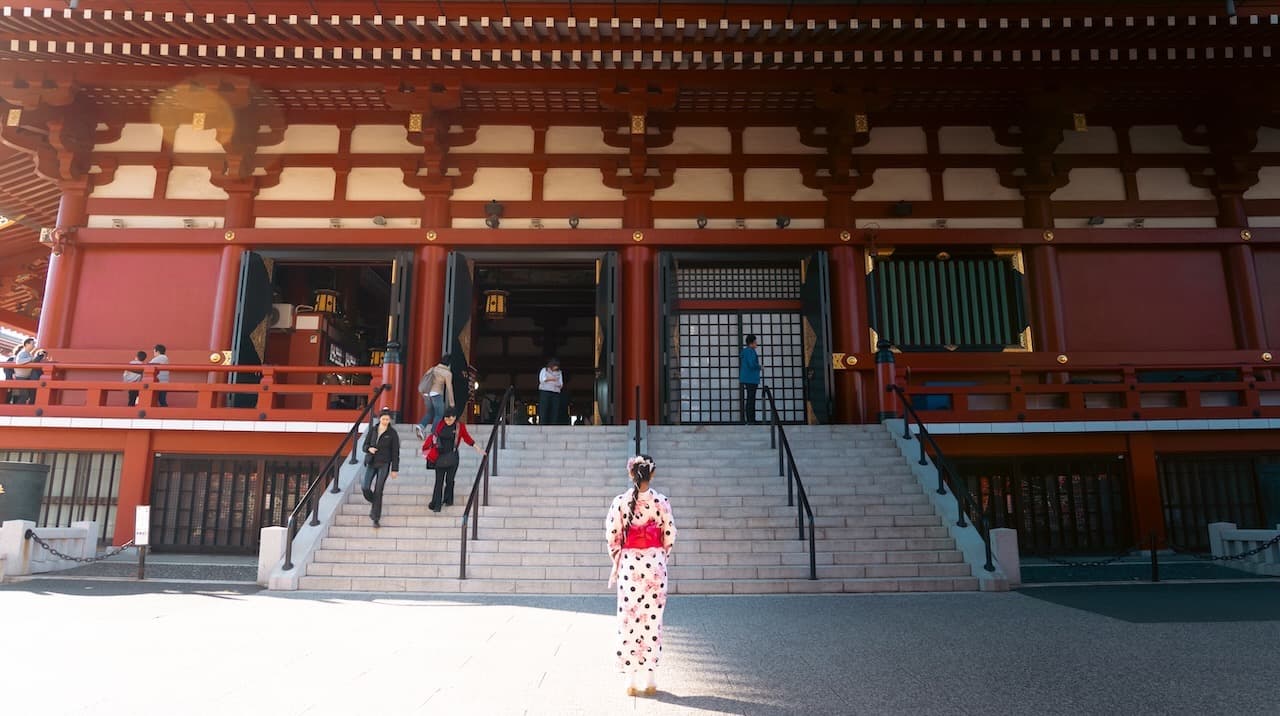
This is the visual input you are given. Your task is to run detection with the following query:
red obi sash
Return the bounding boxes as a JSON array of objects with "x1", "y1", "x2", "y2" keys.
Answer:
[{"x1": 623, "y1": 521, "x2": 664, "y2": 550}]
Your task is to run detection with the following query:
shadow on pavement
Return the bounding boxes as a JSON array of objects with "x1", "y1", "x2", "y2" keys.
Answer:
[
  {"x1": 649, "y1": 691, "x2": 774, "y2": 713},
  {"x1": 1020, "y1": 582, "x2": 1280, "y2": 623}
]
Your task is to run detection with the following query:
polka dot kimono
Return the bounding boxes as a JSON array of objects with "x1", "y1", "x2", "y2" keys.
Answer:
[{"x1": 605, "y1": 488, "x2": 677, "y2": 675}]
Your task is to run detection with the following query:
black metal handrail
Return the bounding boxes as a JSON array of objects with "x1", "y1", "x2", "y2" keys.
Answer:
[
  {"x1": 761, "y1": 385, "x2": 818, "y2": 580},
  {"x1": 458, "y1": 385, "x2": 517, "y2": 579},
  {"x1": 632, "y1": 384, "x2": 641, "y2": 456},
  {"x1": 888, "y1": 384, "x2": 996, "y2": 572},
  {"x1": 283, "y1": 383, "x2": 388, "y2": 571}
]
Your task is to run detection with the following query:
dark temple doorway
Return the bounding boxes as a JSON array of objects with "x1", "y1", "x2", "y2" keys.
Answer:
[{"x1": 444, "y1": 251, "x2": 616, "y2": 425}]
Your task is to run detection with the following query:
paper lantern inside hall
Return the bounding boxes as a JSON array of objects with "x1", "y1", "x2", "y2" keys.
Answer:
[
  {"x1": 483, "y1": 290, "x2": 510, "y2": 320},
  {"x1": 314, "y1": 289, "x2": 340, "y2": 314}
]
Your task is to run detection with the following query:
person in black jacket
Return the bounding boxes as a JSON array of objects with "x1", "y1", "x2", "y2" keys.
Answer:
[{"x1": 361, "y1": 409, "x2": 400, "y2": 527}]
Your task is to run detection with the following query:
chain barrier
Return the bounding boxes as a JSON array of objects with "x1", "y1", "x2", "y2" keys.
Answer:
[
  {"x1": 24, "y1": 529, "x2": 134, "y2": 564},
  {"x1": 1168, "y1": 533, "x2": 1280, "y2": 562},
  {"x1": 1038, "y1": 546, "x2": 1140, "y2": 568}
]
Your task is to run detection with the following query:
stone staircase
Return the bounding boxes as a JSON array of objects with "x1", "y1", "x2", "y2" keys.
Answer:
[{"x1": 299, "y1": 423, "x2": 977, "y2": 594}]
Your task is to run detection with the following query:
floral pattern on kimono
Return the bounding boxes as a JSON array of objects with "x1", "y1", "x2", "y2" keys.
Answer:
[{"x1": 605, "y1": 488, "x2": 677, "y2": 674}]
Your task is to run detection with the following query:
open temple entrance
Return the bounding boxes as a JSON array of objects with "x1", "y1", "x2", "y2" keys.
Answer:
[
  {"x1": 231, "y1": 250, "x2": 413, "y2": 409},
  {"x1": 443, "y1": 251, "x2": 617, "y2": 424}
]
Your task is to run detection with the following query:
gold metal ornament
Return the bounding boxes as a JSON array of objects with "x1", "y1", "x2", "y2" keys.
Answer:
[
  {"x1": 839, "y1": 230, "x2": 851, "y2": 242},
  {"x1": 209, "y1": 352, "x2": 224, "y2": 364},
  {"x1": 5, "y1": 109, "x2": 20, "y2": 126},
  {"x1": 426, "y1": 230, "x2": 438, "y2": 241},
  {"x1": 1241, "y1": 229, "x2": 1252, "y2": 241},
  {"x1": 1043, "y1": 230, "x2": 1055, "y2": 242},
  {"x1": 224, "y1": 230, "x2": 235, "y2": 241},
  {"x1": 630, "y1": 114, "x2": 645, "y2": 135},
  {"x1": 192, "y1": 112, "x2": 206, "y2": 130},
  {"x1": 1072, "y1": 113, "x2": 1088, "y2": 132},
  {"x1": 1056, "y1": 354, "x2": 1069, "y2": 364},
  {"x1": 854, "y1": 113, "x2": 869, "y2": 133},
  {"x1": 408, "y1": 113, "x2": 423, "y2": 132},
  {"x1": 632, "y1": 231, "x2": 644, "y2": 242},
  {"x1": 1263, "y1": 352, "x2": 1273, "y2": 362}
]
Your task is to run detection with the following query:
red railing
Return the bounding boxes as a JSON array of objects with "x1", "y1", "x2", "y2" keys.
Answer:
[
  {"x1": 0, "y1": 362, "x2": 385, "y2": 422},
  {"x1": 891, "y1": 352, "x2": 1280, "y2": 423}
]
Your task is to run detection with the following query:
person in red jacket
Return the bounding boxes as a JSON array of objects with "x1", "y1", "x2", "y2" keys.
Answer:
[{"x1": 423, "y1": 408, "x2": 485, "y2": 512}]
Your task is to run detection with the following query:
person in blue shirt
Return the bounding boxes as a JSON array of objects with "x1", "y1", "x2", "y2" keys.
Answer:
[{"x1": 739, "y1": 334, "x2": 761, "y2": 425}]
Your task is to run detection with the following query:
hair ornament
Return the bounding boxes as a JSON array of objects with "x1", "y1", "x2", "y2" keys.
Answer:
[{"x1": 627, "y1": 455, "x2": 655, "y2": 474}]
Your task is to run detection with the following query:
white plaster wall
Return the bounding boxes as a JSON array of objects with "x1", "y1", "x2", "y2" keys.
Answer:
[
  {"x1": 851, "y1": 127, "x2": 928, "y2": 154},
  {"x1": 653, "y1": 169, "x2": 734, "y2": 201},
  {"x1": 345, "y1": 168, "x2": 422, "y2": 200},
  {"x1": 1136, "y1": 169, "x2": 1214, "y2": 200},
  {"x1": 173, "y1": 125, "x2": 224, "y2": 153},
  {"x1": 742, "y1": 127, "x2": 824, "y2": 154},
  {"x1": 1058, "y1": 127, "x2": 1119, "y2": 154},
  {"x1": 942, "y1": 218, "x2": 1025, "y2": 229},
  {"x1": 87, "y1": 215, "x2": 223, "y2": 228},
  {"x1": 165, "y1": 167, "x2": 228, "y2": 199},
  {"x1": 1243, "y1": 167, "x2": 1280, "y2": 199},
  {"x1": 256, "y1": 168, "x2": 337, "y2": 201},
  {"x1": 655, "y1": 218, "x2": 739, "y2": 229},
  {"x1": 1249, "y1": 216, "x2": 1280, "y2": 227},
  {"x1": 851, "y1": 169, "x2": 932, "y2": 201},
  {"x1": 651, "y1": 127, "x2": 732, "y2": 155},
  {"x1": 90, "y1": 166, "x2": 157, "y2": 199},
  {"x1": 255, "y1": 217, "x2": 421, "y2": 229},
  {"x1": 452, "y1": 126, "x2": 535, "y2": 154},
  {"x1": 741, "y1": 218, "x2": 825, "y2": 229},
  {"x1": 1051, "y1": 168, "x2": 1127, "y2": 201},
  {"x1": 542, "y1": 169, "x2": 624, "y2": 200},
  {"x1": 1257, "y1": 127, "x2": 1280, "y2": 152},
  {"x1": 1140, "y1": 218, "x2": 1218, "y2": 228},
  {"x1": 545, "y1": 127, "x2": 626, "y2": 154},
  {"x1": 94, "y1": 123, "x2": 163, "y2": 152},
  {"x1": 259, "y1": 125, "x2": 340, "y2": 154},
  {"x1": 350, "y1": 125, "x2": 419, "y2": 153},
  {"x1": 451, "y1": 168, "x2": 534, "y2": 201},
  {"x1": 938, "y1": 127, "x2": 1020, "y2": 154},
  {"x1": 1129, "y1": 125, "x2": 1208, "y2": 153},
  {"x1": 743, "y1": 169, "x2": 825, "y2": 201},
  {"x1": 941, "y1": 169, "x2": 1022, "y2": 201}
]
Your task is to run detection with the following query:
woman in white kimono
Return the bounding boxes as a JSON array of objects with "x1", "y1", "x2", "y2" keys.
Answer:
[{"x1": 605, "y1": 454, "x2": 677, "y2": 696}]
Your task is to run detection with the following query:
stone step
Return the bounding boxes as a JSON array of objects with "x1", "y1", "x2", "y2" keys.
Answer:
[
  {"x1": 305, "y1": 561, "x2": 972, "y2": 582},
  {"x1": 324, "y1": 523, "x2": 951, "y2": 542},
  {"x1": 311, "y1": 548, "x2": 964, "y2": 569},
  {"x1": 296, "y1": 575, "x2": 978, "y2": 594},
  {"x1": 333, "y1": 511, "x2": 941, "y2": 528},
  {"x1": 317, "y1": 535, "x2": 957, "y2": 555}
]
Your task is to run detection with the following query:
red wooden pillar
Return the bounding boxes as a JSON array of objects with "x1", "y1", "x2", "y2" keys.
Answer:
[
  {"x1": 621, "y1": 244, "x2": 655, "y2": 423},
  {"x1": 208, "y1": 245, "x2": 242, "y2": 353},
  {"x1": 112, "y1": 429, "x2": 154, "y2": 546},
  {"x1": 37, "y1": 178, "x2": 91, "y2": 348},
  {"x1": 1126, "y1": 432, "x2": 1167, "y2": 546},
  {"x1": 829, "y1": 244, "x2": 869, "y2": 423},
  {"x1": 1215, "y1": 190, "x2": 1267, "y2": 350},
  {"x1": 1022, "y1": 190, "x2": 1067, "y2": 354},
  {"x1": 411, "y1": 244, "x2": 448, "y2": 425}
]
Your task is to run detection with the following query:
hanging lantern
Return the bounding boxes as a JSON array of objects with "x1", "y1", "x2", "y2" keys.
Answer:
[
  {"x1": 483, "y1": 289, "x2": 510, "y2": 320},
  {"x1": 314, "y1": 289, "x2": 340, "y2": 314},
  {"x1": 368, "y1": 347, "x2": 386, "y2": 367}
]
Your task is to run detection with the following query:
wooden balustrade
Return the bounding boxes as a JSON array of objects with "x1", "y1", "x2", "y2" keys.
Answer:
[
  {"x1": 0, "y1": 362, "x2": 386, "y2": 422},
  {"x1": 895, "y1": 353, "x2": 1279, "y2": 423}
]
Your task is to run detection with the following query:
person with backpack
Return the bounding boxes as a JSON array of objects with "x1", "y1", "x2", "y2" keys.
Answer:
[{"x1": 414, "y1": 354, "x2": 454, "y2": 439}]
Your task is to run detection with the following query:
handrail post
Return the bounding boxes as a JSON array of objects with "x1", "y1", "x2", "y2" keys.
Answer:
[
  {"x1": 875, "y1": 339, "x2": 897, "y2": 422},
  {"x1": 282, "y1": 519, "x2": 295, "y2": 571},
  {"x1": 471, "y1": 498, "x2": 479, "y2": 541},
  {"x1": 482, "y1": 453, "x2": 491, "y2": 507},
  {"x1": 796, "y1": 480, "x2": 805, "y2": 540},
  {"x1": 786, "y1": 452, "x2": 795, "y2": 507},
  {"x1": 459, "y1": 522, "x2": 468, "y2": 579},
  {"x1": 918, "y1": 428, "x2": 928, "y2": 466},
  {"x1": 633, "y1": 384, "x2": 641, "y2": 455}
]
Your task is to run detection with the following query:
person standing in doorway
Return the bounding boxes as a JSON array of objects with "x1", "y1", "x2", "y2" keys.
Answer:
[
  {"x1": 414, "y1": 354, "x2": 454, "y2": 440},
  {"x1": 606, "y1": 454, "x2": 677, "y2": 697},
  {"x1": 538, "y1": 357, "x2": 563, "y2": 425},
  {"x1": 150, "y1": 344, "x2": 170, "y2": 407},
  {"x1": 739, "y1": 334, "x2": 761, "y2": 425},
  {"x1": 361, "y1": 409, "x2": 400, "y2": 527},
  {"x1": 123, "y1": 350, "x2": 146, "y2": 406},
  {"x1": 425, "y1": 408, "x2": 485, "y2": 512}
]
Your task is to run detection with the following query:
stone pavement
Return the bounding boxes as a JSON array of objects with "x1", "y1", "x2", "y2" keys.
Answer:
[{"x1": 0, "y1": 580, "x2": 1277, "y2": 715}]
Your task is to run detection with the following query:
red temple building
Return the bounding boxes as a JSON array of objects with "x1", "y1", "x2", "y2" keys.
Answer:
[{"x1": 0, "y1": 1, "x2": 1278, "y2": 564}]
